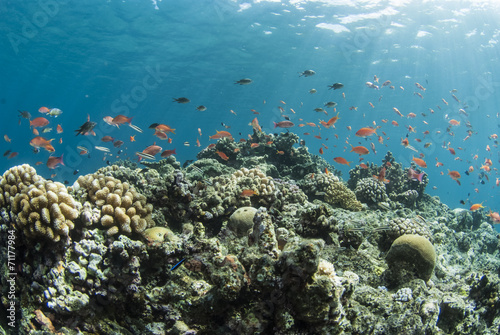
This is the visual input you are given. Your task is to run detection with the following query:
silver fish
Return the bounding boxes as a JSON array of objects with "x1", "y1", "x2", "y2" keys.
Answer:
[
  {"x1": 128, "y1": 124, "x2": 143, "y2": 133},
  {"x1": 135, "y1": 152, "x2": 155, "y2": 160},
  {"x1": 94, "y1": 146, "x2": 110, "y2": 152}
]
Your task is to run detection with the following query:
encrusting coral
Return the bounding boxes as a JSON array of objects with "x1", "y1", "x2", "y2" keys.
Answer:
[
  {"x1": 73, "y1": 173, "x2": 154, "y2": 236},
  {"x1": 0, "y1": 164, "x2": 80, "y2": 243}
]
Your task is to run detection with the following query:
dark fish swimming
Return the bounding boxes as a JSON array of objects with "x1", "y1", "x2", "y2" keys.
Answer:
[
  {"x1": 18, "y1": 110, "x2": 31, "y2": 119},
  {"x1": 75, "y1": 115, "x2": 97, "y2": 136},
  {"x1": 328, "y1": 83, "x2": 344, "y2": 90},
  {"x1": 234, "y1": 78, "x2": 252, "y2": 85},
  {"x1": 173, "y1": 97, "x2": 190, "y2": 103}
]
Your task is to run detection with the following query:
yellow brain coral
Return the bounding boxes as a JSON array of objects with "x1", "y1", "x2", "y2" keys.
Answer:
[
  {"x1": 75, "y1": 173, "x2": 154, "y2": 236},
  {"x1": 0, "y1": 164, "x2": 81, "y2": 243}
]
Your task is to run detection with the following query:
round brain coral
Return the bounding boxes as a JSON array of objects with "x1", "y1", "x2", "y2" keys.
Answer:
[{"x1": 386, "y1": 234, "x2": 436, "y2": 283}]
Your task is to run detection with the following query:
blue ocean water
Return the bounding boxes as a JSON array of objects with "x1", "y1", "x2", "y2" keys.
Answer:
[{"x1": 0, "y1": 0, "x2": 499, "y2": 215}]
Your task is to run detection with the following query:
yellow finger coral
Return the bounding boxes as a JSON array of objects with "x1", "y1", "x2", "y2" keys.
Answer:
[
  {"x1": 74, "y1": 173, "x2": 153, "y2": 236},
  {"x1": 0, "y1": 164, "x2": 81, "y2": 243}
]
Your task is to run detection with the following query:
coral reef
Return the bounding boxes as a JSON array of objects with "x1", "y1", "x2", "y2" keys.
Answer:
[
  {"x1": 348, "y1": 151, "x2": 428, "y2": 207},
  {"x1": 1, "y1": 146, "x2": 500, "y2": 334},
  {"x1": 301, "y1": 172, "x2": 363, "y2": 211},
  {"x1": 385, "y1": 234, "x2": 437, "y2": 284},
  {"x1": 386, "y1": 216, "x2": 433, "y2": 241},
  {"x1": 0, "y1": 164, "x2": 80, "y2": 243},
  {"x1": 73, "y1": 172, "x2": 154, "y2": 236},
  {"x1": 354, "y1": 177, "x2": 390, "y2": 206}
]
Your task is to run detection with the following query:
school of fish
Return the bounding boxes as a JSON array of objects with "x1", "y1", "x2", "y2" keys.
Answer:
[{"x1": 4, "y1": 73, "x2": 500, "y2": 223}]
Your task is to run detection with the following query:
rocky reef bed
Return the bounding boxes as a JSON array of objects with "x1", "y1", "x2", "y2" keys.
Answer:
[{"x1": 0, "y1": 132, "x2": 499, "y2": 335}]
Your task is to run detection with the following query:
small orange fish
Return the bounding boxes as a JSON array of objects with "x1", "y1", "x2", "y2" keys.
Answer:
[
  {"x1": 469, "y1": 203, "x2": 484, "y2": 211},
  {"x1": 350, "y1": 145, "x2": 370, "y2": 155},
  {"x1": 319, "y1": 147, "x2": 324, "y2": 154},
  {"x1": 59, "y1": 138, "x2": 63, "y2": 144},
  {"x1": 333, "y1": 157, "x2": 352, "y2": 166},
  {"x1": 412, "y1": 156, "x2": 427, "y2": 168},
  {"x1": 56, "y1": 124, "x2": 63, "y2": 134},
  {"x1": 276, "y1": 150, "x2": 284, "y2": 155},
  {"x1": 391, "y1": 121, "x2": 399, "y2": 126},
  {"x1": 250, "y1": 117, "x2": 262, "y2": 132},
  {"x1": 250, "y1": 143, "x2": 260, "y2": 148},
  {"x1": 198, "y1": 128, "x2": 202, "y2": 136},
  {"x1": 448, "y1": 170, "x2": 461, "y2": 185},
  {"x1": 39, "y1": 107, "x2": 50, "y2": 114},
  {"x1": 373, "y1": 167, "x2": 390, "y2": 183},
  {"x1": 111, "y1": 115, "x2": 133, "y2": 125},
  {"x1": 130, "y1": 135, "x2": 136, "y2": 142},
  {"x1": 449, "y1": 119, "x2": 460, "y2": 126},
  {"x1": 369, "y1": 102, "x2": 374, "y2": 108},
  {"x1": 355, "y1": 127, "x2": 378, "y2": 138},
  {"x1": 323, "y1": 113, "x2": 340, "y2": 128},
  {"x1": 359, "y1": 163, "x2": 368, "y2": 169},
  {"x1": 314, "y1": 135, "x2": 322, "y2": 140},
  {"x1": 35, "y1": 161, "x2": 43, "y2": 165},
  {"x1": 160, "y1": 149, "x2": 177, "y2": 157},
  {"x1": 216, "y1": 150, "x2": 229, "y2": 161},
  {"x1": 196, "y1": 138, "x2": 201, "y2": 147},
  {"x1": 47, "y1": 154, "x2": 64, "y2": 169},
  {"x1": 30, "y1": 117, "x2": 50, "y2": 128},
  {"x1": 240, "y1": 189, "x2": 258, "y2": 197}
]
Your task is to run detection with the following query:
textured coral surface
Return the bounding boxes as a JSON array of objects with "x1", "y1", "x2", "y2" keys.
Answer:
[{"x1": 0, "y1": 151, "x2": 499, "y2": 335}]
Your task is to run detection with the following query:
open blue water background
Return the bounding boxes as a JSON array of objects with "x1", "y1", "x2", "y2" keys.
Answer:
[{"x1": 0, "y1": 0, "x2": 499, "y2": 215}]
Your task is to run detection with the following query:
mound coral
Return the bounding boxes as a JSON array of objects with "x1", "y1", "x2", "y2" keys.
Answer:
[
  {"x1": 354, "y1": 177, "x2": 390, "y2": 205},
  {"x1": 74, "y1": 173, "x2": 154, "y2": 236},
  {"x1": 386, "y1": 234, "x2": 437, "y2": 283},
  {"x1": 302, "y1": 172, "x2": 362, "y2": 211},
  {"x1": 0, "y1": 164, "x2": 80, "y2": 243}
]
